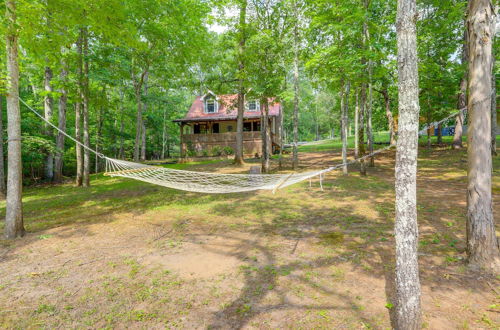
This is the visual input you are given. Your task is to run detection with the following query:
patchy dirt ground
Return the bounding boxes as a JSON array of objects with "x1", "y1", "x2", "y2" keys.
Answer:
[{"x1": 0, "y1": 145, "x2": 499, "y2": 329}]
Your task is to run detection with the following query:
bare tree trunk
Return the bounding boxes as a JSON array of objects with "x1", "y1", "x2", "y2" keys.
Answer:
[
  {"x1": 141, "y1": 72, "x2": 149, "y2": 161},
  {"x1": 466, "y1": 0, "x2": 500, "y2": 272},
  {"x1": 363, "y1": 0, "x2": 374, "y2": 167},
  {"x1": 379, "y1": 87, "x2": 396, "y2": 145},
  {"x1": 54, "y1": 65, "x2": 67, "y2": 183},
  {"x1": 119, "y1": 88, "x2": 125, "y2": 159},
  {"x1": 75, "y1": 32, "x2": 83, "y2": 186},
  {"x1": 234, "y1": 0, "x2": 247, "y2": 165},
  {"x1": 4, "y1": 0, "x2": 24, "y2": 239},
  {"x1": 133, "y1": 67, "x2": 147, "y2": 162},
  {"x1": 354, "y1": 89, "x2": 359, "y2": 158},
  {"x1": 341, "y1": 80, "x2": 350, "y2": 175},
  {"x1": 359, "y1": 83, "x2": 367, "y2": 176},
  {"x1": 292, "y1": 1, "x2": 300, "y2": 170},
  {"x1": 454, "y1": 28, "x2": 469, "y2": 149},
  {"x1": 44, "y1": 66, "x2": 54, "y2": 181},
  {"x1": 0, "y1": 97, "x2": 6, "y2": 196},
  {"x1": 82, "y1": 29, "x2": 90, "y2": 187},
  {"x1": 95, "y1": 104, "x2": 103, "y2": 173},
  {"x1": 437, "y1": 123, "x2": 443, "y2": 144},
  {"x1": 261, "y1": 99, "x2": 270, "y2": 173},
  {"x1": 161, "y1": 105, "x2": 167, "y2": 159},
  {"x1": 394, "y1": 0, "x2": 422, "y2": 327}
]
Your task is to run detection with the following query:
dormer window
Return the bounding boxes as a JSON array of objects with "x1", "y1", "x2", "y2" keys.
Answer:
[
  {"x1": 247, "y1": 100, "x2": 259, "y2": 111},
  {"x1": 201, "y1": 90, "x2": 219, "y2": 114},
  {"x1": 206, "y1": 99, "x2": 217, "y2": 113}
]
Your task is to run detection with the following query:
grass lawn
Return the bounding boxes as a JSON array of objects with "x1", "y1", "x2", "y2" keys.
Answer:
[{"x1": 0, "y1": 137, "x2": 499, "y2": 328}]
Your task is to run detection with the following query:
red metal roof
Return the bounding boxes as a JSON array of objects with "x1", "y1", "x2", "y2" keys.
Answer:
[{"x1": 173, "y1": 94, "x2": 281, "y2": 122}]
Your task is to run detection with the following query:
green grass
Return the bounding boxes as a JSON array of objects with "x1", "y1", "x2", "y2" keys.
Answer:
[{"x1": 298, "y1": 132, "x2": 391, "y2": 153}]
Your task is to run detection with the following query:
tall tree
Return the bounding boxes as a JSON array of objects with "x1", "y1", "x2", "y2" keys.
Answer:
[
  {"x1": 5, "y1": 0, "x2": 25, "y2": 238},
  {"x1": 363, "y1": 0, "x2": 375, "y2": 167},
  {"x1": 394, "y1": 0, "x2": 422, "y2": 327},
  {"x1": 292, "y1": 0, "x2": 300, "y2": 170},
  {"x1": 43, "y1": 66, "x2": 54, "y2": 180},
  {"x1": 54, "y1": 64, "x2": 67, "y2": 183},
  {"x1": 82, "y1": 28, "x2": 90, "y2": 187},
  {"x1": 466, "y1": 0, "x2": 500, "y2": 271},
  {"x1": 75, "y1": 32, "x2": 84, "y2": 186},
  {"x1": 234, "y1": 0, "x2": 247, "y2": 166},
  {"x1": 341, "y1": 80, "x2": 350, "y2": 175},
  {"x1": 358, "y1": 83, "x2": 367, "y2": 175},
  {"x1": 141, "y1": 71, "x2": 149, "y2": 161}
]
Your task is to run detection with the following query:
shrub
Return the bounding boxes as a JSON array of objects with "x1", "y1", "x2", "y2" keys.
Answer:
[
  {"x1": 222, "y1": 146, "x2": 234, "y2": 156},
  {"x1": 201, "y1": 149, "x2": 209, "y2": 157},
  {"x1": 211, "y1": 146, "x2": 223, "y2": 156}
]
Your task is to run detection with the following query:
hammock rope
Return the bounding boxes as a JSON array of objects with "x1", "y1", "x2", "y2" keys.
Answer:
[{"x1": 19, "y1": 95, "x2": 473, "y2": 194}]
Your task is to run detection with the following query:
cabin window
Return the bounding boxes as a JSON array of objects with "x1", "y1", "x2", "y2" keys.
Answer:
[
  {"x1": 247, "y1": 100, "x2": 259, "y2": 111},
  {"x1": 193, "y1": 124, "x2": 200, "y2": 134},
  {"x1": 205, "y1": 99, "x2": 217, "y2": 113},
  {"x1": 212, "y1": 123, "x2": 220, "y2": 133},
  {"x1": 227, "y1": 125, "x2": 233, "y2": 132},
  {"x1": 243, "y1": 122, "x2": 252, "y2": 132},
  {"x1": 253, "y1": 121, "x2": 261, "y2": 131}
]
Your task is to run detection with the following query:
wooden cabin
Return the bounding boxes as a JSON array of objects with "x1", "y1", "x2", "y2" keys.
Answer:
[{"x1": 173, "y1": 91, "x2": 282, "y2": 158}]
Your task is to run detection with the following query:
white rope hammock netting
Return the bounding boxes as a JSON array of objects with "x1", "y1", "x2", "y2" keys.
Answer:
[
  {"x1": 103, "y1": 144, "x2": 393, "y2": 194},
  {"x1": 104, "y1": 157, "x2": 328, "y2": 194}
]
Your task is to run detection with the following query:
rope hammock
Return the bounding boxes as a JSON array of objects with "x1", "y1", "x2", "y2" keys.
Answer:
[
  {"x1": 103, "y1": 145, "x2": 391, "y2": 194},
  {"x1": 19, "y1": 97, "x2": 393, "y2": 194}
]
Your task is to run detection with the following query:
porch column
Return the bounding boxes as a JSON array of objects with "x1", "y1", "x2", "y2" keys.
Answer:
[{"x1": 180, "y1": 122, "x2": 186, "y2": 158}]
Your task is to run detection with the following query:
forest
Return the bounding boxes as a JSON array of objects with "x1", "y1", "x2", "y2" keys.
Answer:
[{"x1": 0, "y1": 0, "x2": 499, "y2": 328}]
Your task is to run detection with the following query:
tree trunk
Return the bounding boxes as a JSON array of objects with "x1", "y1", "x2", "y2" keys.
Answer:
[
  {"x1": 82, "y1": 29, "x2": 90, "y2": 187},
  {"x1": 359, "y1": 84, "x2": 367, "y2": 176},
  {"x1": 75, "y1": 32, "x2": 83, "y2": 186},
  {"x1": 354, "y1": 89, "x2": 359, "y2": 158},
  {"x1": 162, "y1": 105, "x2": 167, "y2": 159},
  {"x1": 44, "y1": 66, "x2": 54, "y2": 181},
  {"x1": 466, "y1": 0, "x2": 500, "y2": 272},
  {"x1": 437, "y1": 122, "x2": 443, "y2": 144},
  {"x1": 363, "y1": 0, "x2": 374, "y2": 167},
  {"x1": 454, "y1": 79, "x2": 467, "y2": 149},
  {"x1": 261, "y1": 99, "x2": 270, "y2": 173},
  {"x1": 4, "y1": 0, "x2": 24, "y2": 239},
  {"x1": 380, "y1": 87, "x2": 396, "y2": 145},
  {"x1": 341, "y1": 80, "x2": 350, "y2": 175},
  {"x1": 95, "y1": 104, "x2": 103, "y2": 173},
  {"x1": 394, "y1": 0, "x2": 422, "y2": 327},
  {"x1": 0, "y1": 97, "x2": 6, "y2": 196},
  {"x1": 453, "y1": 28, "x2": 469, "y2": 149},
  {"x1": 54, "y1": 65, "x2": 67, "y2": 183},
  {"x1": 133, "y1": 68, "x2": 146, "y2": 162},
  {"x1": 140, "y1": 72, "x2": 149, "y2": 161},
  {"x1": 234, "y1": 0, "x2": 247, "y2": 165},
  {"x1": 292, "y1": 1, "x2": 300, "y2": 170},
  {"x1": 119, "y1": 88, "x2": 125, "y2": 159}
]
